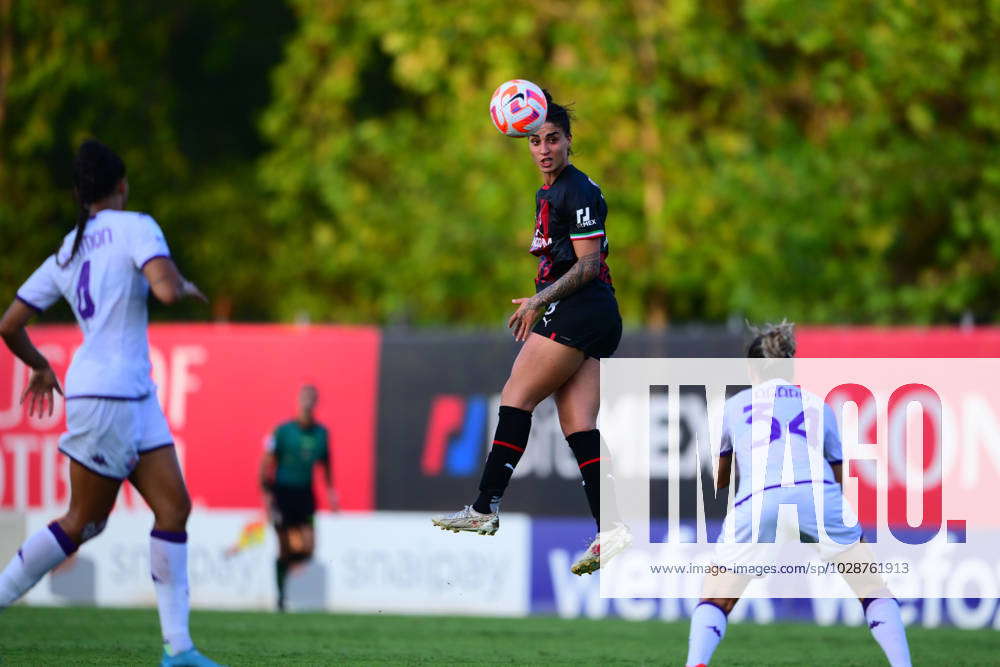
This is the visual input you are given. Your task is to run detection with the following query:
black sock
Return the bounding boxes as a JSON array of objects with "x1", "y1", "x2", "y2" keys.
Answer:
[
  {"x1": 287, "y1": 552, "x2": 310, "y2": 565},
  {"x1": 567, "y1": 429, "x2": 621, "y2": 531},
  {"x1": 276, "y1": 558, "x2": 289, "y2": 606},
  {"x1": 474, "y1": 405, "x2": 532, "y2": 513}
]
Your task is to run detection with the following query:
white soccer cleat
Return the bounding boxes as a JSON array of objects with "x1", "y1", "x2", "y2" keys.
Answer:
[
  {"x1": 431, "y1": 505, "x2": 499, "y2": 535},
  {"x1": 571, "y1": 522, "x2": 633, "y2": 575}
]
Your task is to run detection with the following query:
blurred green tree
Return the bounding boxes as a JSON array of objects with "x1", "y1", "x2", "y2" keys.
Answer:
[
  {"x1": 0, "y1": 0, "x2": 294, "y2": 321},
  {"x1": 4, "y1": 1, "x2": 1000, "y2": 327},
  {"x1": 261, "y1": 0, "x2": 1000, "y2": 327}
]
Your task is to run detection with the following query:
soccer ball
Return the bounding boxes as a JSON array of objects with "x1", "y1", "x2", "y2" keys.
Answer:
[{"x1": 489, "y1": 79, "x2": 548, "y2": 137}]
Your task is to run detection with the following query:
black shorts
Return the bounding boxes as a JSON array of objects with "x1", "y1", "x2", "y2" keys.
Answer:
[
  {"x1": 532, "y1": 281, "x2": 622, "y2": 359},
  {"x1": 271, "y1": 484, "x2": 315, "y2": 528}
]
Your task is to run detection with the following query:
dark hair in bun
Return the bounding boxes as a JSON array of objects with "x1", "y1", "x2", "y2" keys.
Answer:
[
  {"x1": 746, "y1": 320, "x2": 796, "y2": 358},
  {"x1": 542, "y1": 88, "x2": 572, "y2": 137}
]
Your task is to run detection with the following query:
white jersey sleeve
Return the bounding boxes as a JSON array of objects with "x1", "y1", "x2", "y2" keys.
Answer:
[
  {"x1": 16, "y1": 255, "x2": 61, "y2": 312},
  {"x1": 822, "y1": 403, "x2": 843, "y2": 464},
  {"x1": 128, "y1": 215, "x2": 171, "y2": 270}
]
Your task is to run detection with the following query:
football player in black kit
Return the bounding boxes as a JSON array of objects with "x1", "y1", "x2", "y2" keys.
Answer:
[{"x1": 433, "y1": 89, "x2": 630, "y2": 575}]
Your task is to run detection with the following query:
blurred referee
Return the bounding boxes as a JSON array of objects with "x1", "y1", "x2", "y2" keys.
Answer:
[{"x1": 259, "y1": 384, "x2": 337, "y2": 611}]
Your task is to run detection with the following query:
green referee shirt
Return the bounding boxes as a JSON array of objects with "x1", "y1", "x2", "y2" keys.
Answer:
[{"x1": 269, "y1": 420, "x2": 329, "y2": 488}]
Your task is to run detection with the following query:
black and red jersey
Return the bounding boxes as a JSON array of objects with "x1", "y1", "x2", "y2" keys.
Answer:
[{"x1": 530, "y1": 164, "x2": 612, "y2": 289}]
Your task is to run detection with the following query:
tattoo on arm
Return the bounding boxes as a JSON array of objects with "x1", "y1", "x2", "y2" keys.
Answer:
[{"x1": 528, "y1": 251, "x2": 601, "y2": 309}]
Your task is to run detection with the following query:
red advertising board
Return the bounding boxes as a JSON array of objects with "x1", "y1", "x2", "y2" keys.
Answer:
[
  {"x1": 799, "y1": 327, "x2": 1000, "y2": 531},
  {"x1": 0, "y1": 324, "x2": 380, "y2": 512},
  {"x1": 798, "y1": 326, "x2": 1000, "y2": 358}
]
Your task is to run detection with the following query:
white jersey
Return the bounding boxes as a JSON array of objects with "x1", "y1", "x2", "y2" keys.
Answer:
[
  {"x1": 16, "y1": 210, "x2": 170, "y2": 399},
  {"x1": 720, "y1": 378, "x2": 843, "y2": 506}
]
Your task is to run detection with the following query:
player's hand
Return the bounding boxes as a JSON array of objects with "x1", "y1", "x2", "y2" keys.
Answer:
[
  {"x1": 21, "y1": 365, "x2": 63, "y2": 418},
  {"x1": 508, "y1": 297, "x2": 543, "y2": 342},
  {"x1": 181, "y1": 278, "x2": 209, "y2": 304}
]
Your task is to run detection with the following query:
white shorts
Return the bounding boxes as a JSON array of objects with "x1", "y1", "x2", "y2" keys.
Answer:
[
  {"x1": 712, "y1": 482, "x2": 863, "y2": 568},
  {"x1": 59, "y1": 394, "x2": 174, "y2": 480}
]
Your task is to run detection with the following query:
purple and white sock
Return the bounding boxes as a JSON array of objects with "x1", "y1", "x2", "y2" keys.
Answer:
[
  {"x1": 686, "y1": 601, "x2": 728, "y2": 666},
  {"x1": 864, "y1": 598, "x2": 911, "y2": 667},
  {"x1": 0, "y1": 522, "x2": 77, "y2": 608},
  {"x1": 150, "y1": 530, "x2": 193, "y2": 655}
]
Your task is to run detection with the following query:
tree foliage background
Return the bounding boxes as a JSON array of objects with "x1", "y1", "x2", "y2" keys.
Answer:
[{"x1": 3, "y1": 0, "x2": 1000, "y2": 327}]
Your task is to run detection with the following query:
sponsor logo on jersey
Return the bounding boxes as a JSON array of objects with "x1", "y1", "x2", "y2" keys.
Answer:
[
  {"x1": 530, "y1": 232, "x2": 552, "y2": 253},
  {"x1": 576, "y1": 207, "x2": 596, "y2": 227}
]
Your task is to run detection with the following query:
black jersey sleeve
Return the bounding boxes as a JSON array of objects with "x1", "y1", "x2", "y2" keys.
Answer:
[{"x1": 564, "y1": 175, "x2": 607, "y2": 242}]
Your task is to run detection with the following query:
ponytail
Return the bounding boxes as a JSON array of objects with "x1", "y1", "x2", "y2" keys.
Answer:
[
  {"x1": 57, "y1": 199, "x2": 91, "y2": 269},
  {"x1": 58, "y1": 139, "x2": 126, "y2": 269}
]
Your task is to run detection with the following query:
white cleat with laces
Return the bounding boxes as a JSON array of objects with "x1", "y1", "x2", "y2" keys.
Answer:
[
  {"x1": 571, "y1": 522, "x2": 633, "y2": 575},
  {"x1": 431, "y1": 505, "x2": 500, "y2": 535}
]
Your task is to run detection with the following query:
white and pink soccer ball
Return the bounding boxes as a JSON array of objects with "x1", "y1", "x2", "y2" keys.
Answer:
[{"x1": 489, "y1": 79, "x2": 548, "y2": 137}]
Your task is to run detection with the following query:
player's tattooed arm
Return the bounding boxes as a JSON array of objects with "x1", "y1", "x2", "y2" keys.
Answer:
[
  {"x1": 508, "y1": 238, "x2": 603, "y2": 341},
  {"x1": 528, "y1": 250, "x2": 600, "y2": 309}
]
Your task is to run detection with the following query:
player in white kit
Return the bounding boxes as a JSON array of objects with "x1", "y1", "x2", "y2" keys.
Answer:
[
  {"x1": 684, "y1": 322, "x2": 911, "y2": 667},
  {"x1": 0, "y1": 140, "x2": 222, "y2": 667}
]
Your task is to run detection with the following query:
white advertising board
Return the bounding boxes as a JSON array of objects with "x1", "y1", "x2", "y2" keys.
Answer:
[{"x1": 19, "y1": 510, "x2": 530, "y2": 617}]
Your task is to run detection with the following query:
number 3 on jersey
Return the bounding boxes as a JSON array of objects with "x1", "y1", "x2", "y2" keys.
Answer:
[{"x1": 76, "y1": 260, "x2": 96, "y2": 319}]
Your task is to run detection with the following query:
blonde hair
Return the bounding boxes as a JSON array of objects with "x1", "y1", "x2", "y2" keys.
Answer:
[{"x1": 747, "y1": 319, "x2": 796, "y2": 358}]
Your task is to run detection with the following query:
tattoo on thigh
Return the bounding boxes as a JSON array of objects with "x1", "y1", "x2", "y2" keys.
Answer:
[{"x1": 81, "y1": 519, "x2": 107, "y2": 542}]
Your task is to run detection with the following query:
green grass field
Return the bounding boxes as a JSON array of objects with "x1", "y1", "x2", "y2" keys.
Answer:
[{"x1": 0, "y1": 606, "x2": 994, "y2": 665}]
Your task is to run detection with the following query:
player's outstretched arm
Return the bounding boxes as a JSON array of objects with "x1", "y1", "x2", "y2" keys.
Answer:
[
  {"x1": 508, "y1": 237, "x2": 602, "y2": 341},
  {"x1": 716, "y1": 454, "x2": 733, "y2": 490},
  {"x1": 0, "y1": 300, "x2": 62, "y2": 417},
  {"x1": 831, "y1": 462, "x2": 843, "y2": 485},
  {"x1": 142, "y1": 257, "x2": 208, "y2": 305}
]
